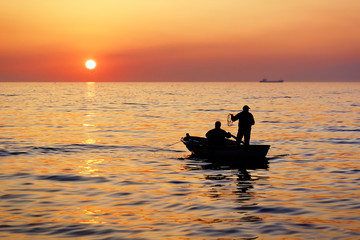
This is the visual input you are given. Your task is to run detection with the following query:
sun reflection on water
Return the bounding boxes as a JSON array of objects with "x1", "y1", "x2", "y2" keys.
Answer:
[
  {"x1": 78, "y1": 159, "x2": 104, "y2": 176},
  {"x1": 81, "y1": 208, "x2": 107, "y2": 224},
  {"x1": 82, "y1": 83, "x2": 99, "y2": 145},
  {"x1": 86, "y1": 82, "x2": 96, "y2": 98},
  {"x1": 84, "y1": 138, "x2": 97, "y2": 144}
]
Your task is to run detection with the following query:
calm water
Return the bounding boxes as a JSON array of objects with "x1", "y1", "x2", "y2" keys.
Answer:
[{"x1": 0, "y1": 82, "x2": 359, "y2": 239}]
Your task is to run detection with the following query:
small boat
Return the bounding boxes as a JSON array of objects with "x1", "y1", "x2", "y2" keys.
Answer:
[
  {"x1": 260, "y1": 78, "x2": 284, "y2": 83},
  {"x1": 181, "y1": 134, "x2": 270, "y2": 160}
]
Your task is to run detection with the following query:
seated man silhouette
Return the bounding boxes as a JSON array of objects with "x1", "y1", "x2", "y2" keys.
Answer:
[{"x1": 206, "y1": 121, "x2": 232, "y2": 148}]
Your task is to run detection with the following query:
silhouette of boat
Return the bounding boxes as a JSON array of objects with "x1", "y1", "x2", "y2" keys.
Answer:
[
  {"x1": 260, "y1": 78, "x2": 284, "y2": 83},
  {"x1": 181, "y1": 134, "x2": 270, "y2": 160}
]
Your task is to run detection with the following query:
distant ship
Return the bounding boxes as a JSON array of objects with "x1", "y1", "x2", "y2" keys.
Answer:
[{"x1": 260, "y1": 78, "x2": 284, "y2": 83}]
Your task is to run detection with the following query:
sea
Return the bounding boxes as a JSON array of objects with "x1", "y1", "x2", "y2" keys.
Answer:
[{"x1": 0, "y1": 82, "x2": 359, "y2": 240}]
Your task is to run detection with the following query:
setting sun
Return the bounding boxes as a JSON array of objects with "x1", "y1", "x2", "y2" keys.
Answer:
[{"x1": 85, "y1": 60, "x2": 96, "y2": 70}]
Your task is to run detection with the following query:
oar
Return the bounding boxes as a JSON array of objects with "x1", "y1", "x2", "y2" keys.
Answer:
[
  {"x1": 230, "y1": 134, "x2": 237, "y2": 140},
  {"x1": 229, "y1": 133, "x2": 244, "y2": 144}
]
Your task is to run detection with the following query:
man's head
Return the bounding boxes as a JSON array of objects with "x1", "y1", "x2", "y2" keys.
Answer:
[
  {"x1": 243, "y1": 105, "x2": 250, "y2": 112},
  {"x1": 215, "y1": 121, "x2": 221, "y2": 129}
]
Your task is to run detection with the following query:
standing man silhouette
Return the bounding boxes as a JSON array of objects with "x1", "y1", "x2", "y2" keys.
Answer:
[{"x1": 230, "y1": 105, "x2": 255, "y2": 145}]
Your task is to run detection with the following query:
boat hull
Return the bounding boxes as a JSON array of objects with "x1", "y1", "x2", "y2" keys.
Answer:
[{"x1": 181, "y1": 135, "x2": 270, "y2": 160}]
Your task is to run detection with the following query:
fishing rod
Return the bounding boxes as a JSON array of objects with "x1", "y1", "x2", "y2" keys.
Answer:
[{"x1": 151, "y1": 140, "x2": 181, "y2": 152}]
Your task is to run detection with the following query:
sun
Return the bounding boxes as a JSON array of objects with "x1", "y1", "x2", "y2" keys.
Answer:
[{"x1": 85, "y1": 59, "x2": 96, "y2": 70}]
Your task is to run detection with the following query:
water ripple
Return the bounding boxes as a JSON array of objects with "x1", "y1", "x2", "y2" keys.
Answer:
[{"x1": 37, "y1": 174, "x2": 109, "y2": 183}]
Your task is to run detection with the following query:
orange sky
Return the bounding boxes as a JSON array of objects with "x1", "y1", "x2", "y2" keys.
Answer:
[{"x1": 0, "y1": 0, "x2": 359, "y2": 81}]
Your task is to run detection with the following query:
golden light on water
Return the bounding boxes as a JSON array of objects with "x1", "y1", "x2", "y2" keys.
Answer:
[
  {"x1": 1, "y1": 82, "x2": 359, "y2": 239},
  {"x1": 78, "y1": 159, "x2": 104, "y2": 176},
  {"x1": 85, "y1": 139, "x2": 97, "y2": 144}
]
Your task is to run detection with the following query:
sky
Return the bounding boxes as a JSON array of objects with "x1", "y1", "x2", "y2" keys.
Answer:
[{"x1": 0, "y1": 0, "x2": 359, "y2": 82}]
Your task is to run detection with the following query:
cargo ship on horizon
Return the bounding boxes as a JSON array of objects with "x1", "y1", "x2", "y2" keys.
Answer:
[{"x1": 260, "y1": 78, "x2": 284, "y2": 83}]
